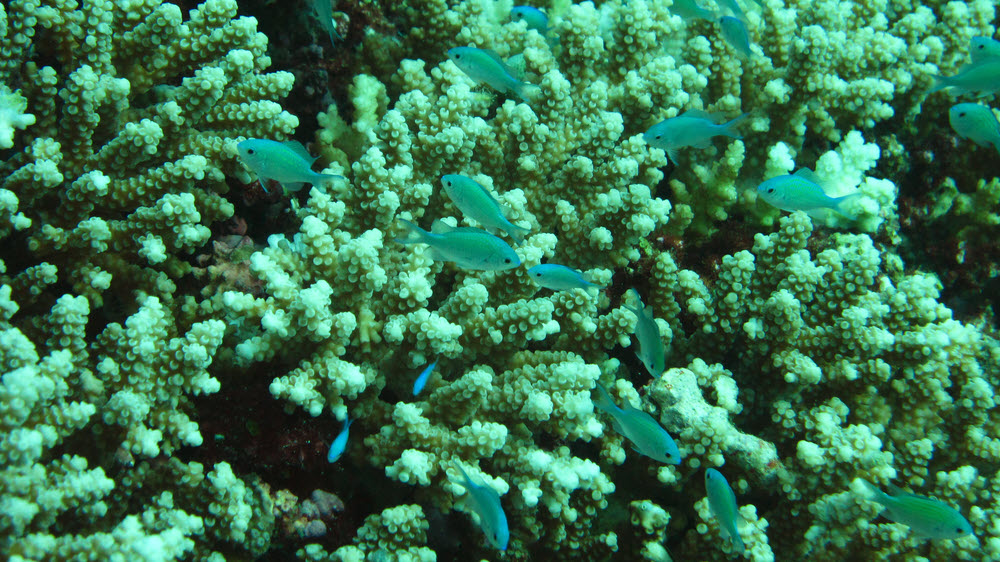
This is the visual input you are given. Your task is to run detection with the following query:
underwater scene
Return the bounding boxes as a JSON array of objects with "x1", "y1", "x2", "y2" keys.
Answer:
[{"x1": 1, "y1": 0, "x2": 999, "y2": 560}]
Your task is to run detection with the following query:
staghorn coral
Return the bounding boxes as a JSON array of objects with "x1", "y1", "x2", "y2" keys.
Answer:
[{"x1": 2, "y1": 0, "x2": 1000, "y2": 561}]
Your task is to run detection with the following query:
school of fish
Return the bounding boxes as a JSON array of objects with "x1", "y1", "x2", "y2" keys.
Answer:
[{"x1": 234, "y1": 2, "x2": 988, "y2": 556}]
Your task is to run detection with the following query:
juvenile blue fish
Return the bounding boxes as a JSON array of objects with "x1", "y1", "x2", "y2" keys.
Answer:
[
  {"x1": 327, "y1": 416, "x2": 353, "y2": 463},
  {"x1": 949, "y1": 103, "x2": 1000, "y2": 154},
  {"x1": 237, "y1": 139, "x2": 343, "y2": 194},
  {"x1": 625, "y1": 289, "x2": 665, "y2": 377},
  {"x1": 395, "y1": 219, "x2": 520, "y2": 271},
  {"x1": 412, "y1": 360, "x2": 437, "y2": 396},
  {"x1": 311, "y1": 0, "x2": 340, "y2": 48},
  {"x1": 447, "y1": 47, "x2": 537, "y2": 103},
  {"x1": 756, "y1": 169, "x2": 860, "y2": 219},
  {"x1": 643, "y1": 111, "x2": 747, "y2": 163},
  {"x1": 705, "y1": 469, "x2": 745, "y2": 553},
  {"x1": 970, "y1": 36, "x2": 1000, "y2": 64},
  {"x1": 671, "y1": 0, "x2": 715, "y2": 21},
  {"x1": 454, "y1": 463, "x2": 509, "y2": 550},
  {"x1": 593, "y1": 383, "x2": 681, "y2": 465},
  {"x1": 441, "y1": 175, "x2": 530, "y2": 244},
  {"x1": 719, "y1": 16, "x2": 752, "y2": 58},
  {"x1": 511, "y1": 6, "x2": 548, "y2": 34},
  {"x1": 929, "y1": 59, "x2": 1000, "y2": 97},
  {"x1": 527, "y1": 264, "x2": 601, "y2": 292},
  {"x1": 859, "y1": 480, "x2": 974, "y2": 539}
]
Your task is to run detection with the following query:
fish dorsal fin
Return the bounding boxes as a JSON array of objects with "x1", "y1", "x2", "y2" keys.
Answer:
[
  {"x1": 884, "y1": 482, "x2": 906, "y2": 497},
  {"x1": 680, "y1": 109, "x2": 717, "y2": 122},
  {"x1": 793, "y1": 168, "x2": 826, "y2": 187},
  {"x1": 480, "y1": 48, "x2": 514, "y2": 74},
  {"x1": 283, "y1": 141, "x2": 316, "y2": 163}
]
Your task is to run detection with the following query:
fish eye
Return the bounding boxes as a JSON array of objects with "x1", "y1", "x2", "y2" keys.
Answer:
[
  {"x1": 247, "y1": 148, "x2": 255, "y2": 155},
  {"x1": 957, "y1": 527, "x2": 966, "y2": 533},
  {"x1": 767, "y1": 187, "x2": 775, "y2": 193},
  {"x1": 455, "y1": 54, "x2": 462, "y2": 59},
  {"x1": 655, "y1": 134, "x2": 662, "y2": 139},
  {"x1": 505, "y1": 258, "x2": 512, "y2": 263},
  {"x1": 959, "y1": 112, "x2": 967, "y2": 117}
]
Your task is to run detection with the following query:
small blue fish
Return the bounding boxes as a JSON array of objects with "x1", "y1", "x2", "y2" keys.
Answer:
[
  {"x1": 447, "y1": 47, "x2": 537, "y2": 103},
  {"x1": 441, "y1": 174, "x2": 530, "y2": 244},
  {"x1": 625, "y1": 289, "x2": 665, "y2": 377},
  {"x1": 395, "y1": 219, "x2": 520, "y2": 271},
  {"x1": 527, "y1": 264, "x2": 601, "y2": 292},
  {"x1": 454, "y1": 463, "x2": 509, "y2": 550},
  {"x1": 756, "y1": 169, "x2": 861, "y2": 219},
  {"x1": 929, "y1": 59, "x2": 1000, "y2": 97},
  {"x1": 970, "y1": 36, "x2": 1000, "y2": 64},
  {"x1": 719, "y1": 16, "x2": 752, "y2": 59},
  {"x1": 327, "y1": 416, "x2": 353, "y2": 463},
  {"x1": 311, "y1": 0, "x2": 340, "y2": 48},
  {"x1": 412, "y1": 360, "x2": 437, "y2": 396},
  {"x1": 237, "y1": 139, "x2": 343, "y2": 194},
  {"x1": 511, "y1": 6, "x2": 548, "y2": 34},
  {"x1": 671, "y1": 0, "x2": 715, "y2": 21},
  {"x1": 593, "y1": 383, "x2": 681, "y2": 464},
  {"x1": 949, "y1": 103, "x2": 1000, "y2": 154},
  {"x1": 859, "y1": 480, "x2": 974, "y2": 539},
  {"x1": 644, "y1": 111, "x2": 747, "y2": 163},
  {"x1": 705, "y1": 469, "x2": 745, "y2": 552}
]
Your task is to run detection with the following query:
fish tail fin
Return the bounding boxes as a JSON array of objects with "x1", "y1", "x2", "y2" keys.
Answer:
[
  {"x1": 721, "y1": 113, "x2": 750, "y2": 139},
  {"x1": 317, "y1": 173, "x2": 345, "y2": 184},
  {"x1": 833, "y1": 192, "x2": 863, "y2": 220},
  {"x1": 592, "y1": 382, "x2": 617, "y2": 414},
  {"x1": 856, "y1": 478, "x2": 890, "y2": 504},
  {"x1": 394, "y1": 219, "x2": 431, "y2": 245},
  {"x1": 505, "y1": 223, "x2": 531, "y2": 245},
  {"x1": 927, "y1": 74, "x2": 951, "y2": 94},
  {"x1": 733, "y1": 533, "x2": 746, "y2": 553},
  {"x1": 514, "y1": 82, "x2": 541, "y2": 104}
]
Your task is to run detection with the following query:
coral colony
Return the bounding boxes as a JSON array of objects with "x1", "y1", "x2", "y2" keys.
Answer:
[{"x1": 1, "y1": 0, "x2": 999, "y2": 560}]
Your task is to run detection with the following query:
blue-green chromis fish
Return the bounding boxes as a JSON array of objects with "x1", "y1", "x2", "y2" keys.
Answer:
[
  {"x1": 705, "y1": 468, "x2": 745, "y2": 553},
  {"x1": 929, "y1": 58, "x2": 1000, "y2": 97},
  {"x1": 593, "y1": 383, "x2": 680, "y2": 465},
  {"x1": 859, "y1": 480, "x2": 974, "y2": 539},
  {"x1": 447, "y1": 47, "x2": 537, "y2": 103},
  {"x1": 327, "y1": 416, "x2": 353, "y2": 463},
  {"x1": 237, "y1": 139, "x2": 343, "y2": 194},
  {"x1": 412, "y1": 360, "x2": 437, "y2": 396},
  {"x1": 970, "y1": 36, "x2": 1000, "y2": 64},
  {"x1": 949, "y1": 103, "x2": 1000, "y2": 154},
  {"x1": 643, "y1": 111, "x2": 747, "y2": 163},
  {"x1": 527, "y1": 264, "x2": 601, "y2": 292},
  {"x1": 510, "y1": 6, "x2": 548, "y2": 34},
  {"x1": 756, "y1": 169, "x2": 860, "y2": 219},
  {"x1": 625, "y1": 289, "x2": 665, "y2": 377},
  {"x1": 671, "y1": 0, "x2": 715, "y2": 21},
  {"x1": 310, "y1": 0, "x2": 340, "y2": 48},
  {"x1": 454, "y1": 463, "x2": 509, "y2": 550},
  {"x1": 395, "y1": 219, "x2": 520, "y2": 271},
  {"x1": 719, "y1": 16, "x2": 752, "y2": 59},
  {"x1": 441, "y1": 174, "x2": 530, "y2": 244}
]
